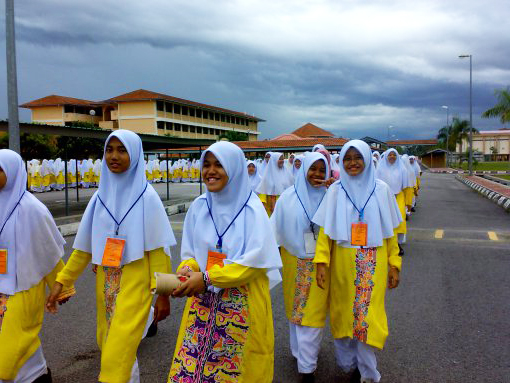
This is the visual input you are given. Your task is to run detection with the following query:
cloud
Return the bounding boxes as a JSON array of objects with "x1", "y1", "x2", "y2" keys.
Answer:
[{"x1": 1, "y1": 0, "x2": 509, "y2": 142}]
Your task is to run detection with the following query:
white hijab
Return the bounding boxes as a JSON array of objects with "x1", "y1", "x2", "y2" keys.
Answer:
[
  {"x1": 256, "y1": 152, "x2": 293, "y2": 196},
  {"x1": 271, "y1": 152, "x2": 329, "y2": 258},
  {"x1": 331, "y1": 153, "x2": 341, "y2": 174},
  {"x1": 401, "y1": 154, "x2": 417, "y2": 187},
  {"x1": 247, "y1": 160, "x2": 261, "y2": 192},
  {"x1": 409, "y1": 156, "x2": 421, "y2": 178},
  {"x1": 313, "y1": 140, "x2": 401, "y2": 248},
  {"x1": 0, "y1": 150, "x2": 65, "y2": 294},
  {"x1": 312, "y1": 144, "x2": 326, "y2": 152},
  {"x1": 73, "y1": 130, "x2": 176, "y2": 265},
  {"x1": 181, "y1": 142, "x2": 282, "y2": 289},
  {"x1": 375, "y1": 148, "x2": 410, "y2": 195},
  {"x1": 293, "y1": 154, "x2": 305, "y2": 177}
]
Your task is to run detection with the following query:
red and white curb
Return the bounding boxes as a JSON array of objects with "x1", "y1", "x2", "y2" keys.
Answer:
[{"x1": 456, "y1": 175, "x2": 510, "y2": 212}]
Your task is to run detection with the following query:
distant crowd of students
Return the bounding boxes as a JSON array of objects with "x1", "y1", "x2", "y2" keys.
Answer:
[{"x1": 0, "y1": 130, "x2": 421, "y2": 383}]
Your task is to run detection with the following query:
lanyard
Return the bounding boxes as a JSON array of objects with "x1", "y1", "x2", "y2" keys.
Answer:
[
  {"x1": 97, "y1": 183, "x2": 148, "y2": 235},
  {"x1": 339, "y1": 182, "x2": 376, "y2": 221},
  {"x1": 294, "y1": 185, "x2": 324, "y2": 236},
  {"x1": 0, "y1": 191, "x2": 26, "y2": 238},
  {"x1": 205, "y1": 191, "x2": 252, "y2": 251}
]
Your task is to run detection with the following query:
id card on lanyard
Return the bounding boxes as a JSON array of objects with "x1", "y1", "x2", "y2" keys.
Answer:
[
  {"x1": 101, "y1": 234, "x2": 127, "y2": 268},
  {"x1": 0, "y1": 192, "x2": 25, "y2": 275},
  {"x1": 97, "y1": 184, "x2": 148, "y2": 268},
  {"x1": 0, "y1": 249, "x2": 7, "y2": 274},
  {"x1": 207, "y1": 249, "x2": 227, "y2": 271},
  {"x1": 351, "y1": 222, "x2": 368, "y2": 247}
]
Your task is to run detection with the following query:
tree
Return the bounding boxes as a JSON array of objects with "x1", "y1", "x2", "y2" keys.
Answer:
[
  {"x1": 0, "y1": 132, "x2": 57, "y2": 159},
  {"x1": 54, "y1": 121, "x2": 104, "y2": 159},
  {"x1": 450, "y1": 117, "x2": 478, "y2": 154},
  {"x1": 437, "y1": 125, "x2": 455, "y2": 152},
  {"x1": 482, "y1": 87, "x2": 510, "y2": 124},
  {"x1": 218, "y1": 131, "x2": 249, "y2": 141}
]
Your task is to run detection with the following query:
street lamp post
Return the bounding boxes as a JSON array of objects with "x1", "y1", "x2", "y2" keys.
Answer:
[
  {"x1": 387, "y1": 125, "x2": 393, "y2": 142},
  {"x1": 442, "y1": 106, "x2": 449, "y2": 166},
  {"x1": 459, "y1": 54, "x2": 473, "y2": 175}
]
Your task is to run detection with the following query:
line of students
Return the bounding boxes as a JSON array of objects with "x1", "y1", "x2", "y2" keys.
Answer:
[{"x1": 0, "y1": 131, "x2": 420, "y2": 383}]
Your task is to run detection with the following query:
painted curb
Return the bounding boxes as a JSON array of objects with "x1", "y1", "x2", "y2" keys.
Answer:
[
  {"x1": 455, "y1": 175, "x2": 510, "y2": 213},
  {"x1": 57, "y1": 201, "x2": 193, "y2": 237}
]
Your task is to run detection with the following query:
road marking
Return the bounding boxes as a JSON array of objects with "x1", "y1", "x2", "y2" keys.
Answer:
[
  {"x1": 434, "y1": 229, "x2": 444, "y2": 239},
  {"x1": 488, "y1": 231, "x2": 499, "y2": 241}
]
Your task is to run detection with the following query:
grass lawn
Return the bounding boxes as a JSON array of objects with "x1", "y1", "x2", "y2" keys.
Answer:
[
  {"x1": 452, "y1": 161, "x2": 510, "y2": 171},
  {"x1": 495, "y1": 175, "x2": 510, "y2": 180}
]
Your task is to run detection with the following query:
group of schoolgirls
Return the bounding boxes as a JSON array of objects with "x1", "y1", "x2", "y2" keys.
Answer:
[
  {"x1": 256, "y1": 141, "x2": 404, "y2": 383},
  {"x1": 27, "y1": 158, "x2": 102, "y2": 192}
]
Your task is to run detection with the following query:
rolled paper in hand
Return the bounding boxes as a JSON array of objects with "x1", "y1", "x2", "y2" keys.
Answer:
[
  {"x1": 152, "y1": 273, "x2": 185, "y2": 295},
  {"x1": 57, "y1": 287, "x2": 76, "y2": 302}
]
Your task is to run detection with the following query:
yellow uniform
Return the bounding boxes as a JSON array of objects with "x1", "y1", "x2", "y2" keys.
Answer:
[
  {"x1": 314, "y1": 228, "x2": 401, "y2": 350},
  {"x1": 0, "y1": 261, "x2": 74, "y2": 380},
  {"x1": 168, "y1": 259, "x2": 274, "y2": 383},
  {"x1": 56, "y1": 248, "x2": 170, "y2": 383}
]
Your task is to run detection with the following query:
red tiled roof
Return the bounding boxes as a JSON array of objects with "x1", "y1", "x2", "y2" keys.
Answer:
[
  {"x1": 271, "y1": 133, "x2": 302, "y2": 140},
  {"x1": 20, "y1": 95, "x2": 99, "y2": 108},
  {"x1": 387, "y1": 139, "x2": 437, "y2": 145},
  {"x1": 103, "y1": 89, "x2": 264, "y2": 121},
  {"x1": 291, "y1": 123, "x2": 335, "y2": 138}
]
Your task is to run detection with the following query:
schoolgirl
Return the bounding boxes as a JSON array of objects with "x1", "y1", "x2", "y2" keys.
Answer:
[
  {"x1": 313, "y1": 140, "x2": 402, "y2": 383},
  {"x1": 46, "y1": 130, "x2": 176, "y2": 383},
  {"x1": 256, "y1": 152, "x2": 293, "y2": 215},
  {"x1": 0, "y1": 149, "x2": 74, "y2": 383},
  {"x1": 168, "y1": 141, "x2": 282, "y2": 383},
  {"x1": 375, "y1": 148, "x2": 413, "y2": 255},
  {"x1": 270, "y1": 152, "x2": 330, "y2": 382},
  {"x1": 247, "y1": 160, "x2": 261, "y2": 192}
]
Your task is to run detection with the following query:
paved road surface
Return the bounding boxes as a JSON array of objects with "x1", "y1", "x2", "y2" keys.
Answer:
[{"x1": 40, "y1": 173, "x2": 510, "y2": 382}]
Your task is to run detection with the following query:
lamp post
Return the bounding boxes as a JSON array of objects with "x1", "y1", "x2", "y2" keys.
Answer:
[
  {"x1": 6, "y1": 0, "x2": 20, "y2": 153},
  {"x1": 459, "y1": 54, "x2": 473, "y2": 175},
  {"x1": 442, "y1": 105, "x2": 449, "y2": 166},
  {"x1": 387, "y1": 125, "x2": 393, "y2": 142}
]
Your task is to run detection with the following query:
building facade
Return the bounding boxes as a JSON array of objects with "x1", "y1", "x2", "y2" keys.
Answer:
[
  {"x1": 21, "y1": 89, "x2": 262, "y2": 141},
  {"x1": 456, "y1": 129, "x2": 510, "y2": 161}
]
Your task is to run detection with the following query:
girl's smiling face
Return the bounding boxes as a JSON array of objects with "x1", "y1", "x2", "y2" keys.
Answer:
[
  {"x1": 247, "y1": 164, "x2": 256, "y2": 175},
  {"x1": 202, "y1": 151, "x2": 229, "y2": 192},
  {"x1": 0, "y1": 167, "x2": 6, "y2": 190},
  {"x1": 388, "y1": 152, "x2": 397, "y2": 164},
  {"x1": 307, "y1": 159, "x2": 326, "y2": 187},
  {"x1": 105, "y1": 137, "x2": 130, "y2": 173},
  {"x1": 343, "y1": 147, "x2": 365, "y2": 176}
]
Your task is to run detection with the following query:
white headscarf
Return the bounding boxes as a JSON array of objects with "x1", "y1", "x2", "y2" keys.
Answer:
[
  {"x1": 313, "y1": 140, "x2": 401, "y2": 248},
  {"x1": 181, "y1": 142, "x2": 282, "y2": 289},
  {"x1": 409, "y1": 156, "x2": 421, "y2": 178},
  {"x1": 0, "y1": 150, "x2": 65, "y2": 294},
  {"x1": 256, "y1": 152, "x2": 293, "y2": 196},
  {"x1": 73, "y1": 130, "x2": 176, "y2": 265},
  {"x1": 331, "y1": 153, "x2": 341, "y2": 174},
  {"x1": 271, "y1": 152, "x2": 329, "y2": 258},
  {"x1": 375, "y1": 148, "x2": 410, "y2": 195},
  {"x1": 312, "y1": 144, "x2": 326, "y2": 152},
  {"x1": 401, "y1": 154, "x2": 417, "y2": 187},
  {"x1": 293, "y1": 154, "x2": 305, "y2": 177},
  {"x1": 247, "y1": 160, "x2": 261, "y2": 192}
]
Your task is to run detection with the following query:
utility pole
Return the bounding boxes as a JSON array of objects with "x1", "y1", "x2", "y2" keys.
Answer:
[{"x1": 6, "y1": 0, "x2": 20, "y2": 153}]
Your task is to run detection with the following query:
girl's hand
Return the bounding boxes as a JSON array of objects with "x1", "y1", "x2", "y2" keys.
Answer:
[
  {"x1": 153, "y1": 295, "x2": 171, "y2": 323},
  {"x1": 176, "y1": 266, "x2": 192, "y2": 278},
  {"x1": 172, "y1": 272, "x2": 206, "y2": 298},
  {"x1": 46, "y1": 282, "x2": 63, "y2": 313},
  {"x1": 316, "y1": 263, "x2": 327, "y2": 289},
  {"x1": 388, "y1": 267, "x2": 400, "y2": 289}
]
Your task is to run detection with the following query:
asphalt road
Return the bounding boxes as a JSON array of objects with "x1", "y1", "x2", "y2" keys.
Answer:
[{"x1": 40, "y1": 172, "x2": 510, "y2": 382}]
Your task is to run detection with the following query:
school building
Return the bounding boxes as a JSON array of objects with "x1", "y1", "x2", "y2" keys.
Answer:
[
  {"x1": 456, "y1": 129, "x2": 510, "y2": 161},
  {"x1": 20, "y1": 89, "x2": 263, "y2": 141}
]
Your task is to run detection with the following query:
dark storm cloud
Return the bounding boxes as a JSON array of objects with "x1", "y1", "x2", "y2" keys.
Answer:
[{"x1": 2, "y1": 0, "x2": 509, "y2": 140}]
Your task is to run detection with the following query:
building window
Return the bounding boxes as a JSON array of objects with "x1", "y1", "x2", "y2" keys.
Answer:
[
  {"x1": 196, "y1": 109, "x2": 202, "y2": 118},
  {"x1": 245, "y1": 119, "x2": 249, "y2": 126},
  {"x1": 167, "y1": 122, "x2": 173, "y2": 131},
  {"x1": 190, "y1": 108, "x2": 195, "y2": 117},
  {"x1": 226, "y1": 115, "x2": 231, "y2": 123},
  {"x1": 197, "y1": 126, "x2": 202, "y2": 133},
  {"x1": 174, "y1": 123, "x2": 181, "y2": 132},
  {"x1": 221, "y1": 114, "x2": 226, "y2": 122},
  {"x1": 190, "y1": 126, "x2": 196, "y2": 133},
  {"x1": 203, "y1": 127, "x2": 208, "y2": 134},
  {"x1": 235, "y1": 117, "x2": 240, "y2": 125},
  {"x1": 215, "y1": 129, "x2": 220, "y2": 135},
  {"x1": 174, "y1": 105, "x2": 181, "y2": 114},
  {"x1": 64, "y1": 105, "x2": 74, "y2": 113},
  {"x1": 165, "y1": 102, "x2": 173, "y2": 113},
  {"x1": 157, "y1": 121, "x2": 165, "y2": 130},
  {"x1": 156, "y1": 101, "x2": 164, "y2": 111},
  {"x1": 182, "y1": 125, "x2": 189, "y2": 132},
  {"x1": 182, "y1": 106, "x2": 188, "y2": 116},
  {"x1": 215, "y1": 113, "x2": 220, "y2": 121}
]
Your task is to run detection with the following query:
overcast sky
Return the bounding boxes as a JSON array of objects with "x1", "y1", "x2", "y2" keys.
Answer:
[{"x1": 1, "y1": 0, "x2": 509, "y2": 140}]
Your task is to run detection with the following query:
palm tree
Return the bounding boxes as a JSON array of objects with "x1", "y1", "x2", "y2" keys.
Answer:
[
  {"x1": 437, "y1": 125, "x2": 454, "y2": 151},
  {"x1": 449, "y1": 117, "x2": 478, "y2": 162},
  {"x1": 482, "y1": 87, "x2": 510, "y2": 124}
]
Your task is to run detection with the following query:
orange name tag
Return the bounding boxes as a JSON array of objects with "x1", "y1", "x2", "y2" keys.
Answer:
[
  {"x1": 0, "y1": 249, "x2": 7, "y2": 274},
  {"x1": 207, "y1": 250, "x2": 227, "y2": 271},
  {"x1": 351, "y1": 222, "x2": 368, "y2": 247},
  {"x1": 101, "y1": 238, "x2": 126, "y2": 268}
]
